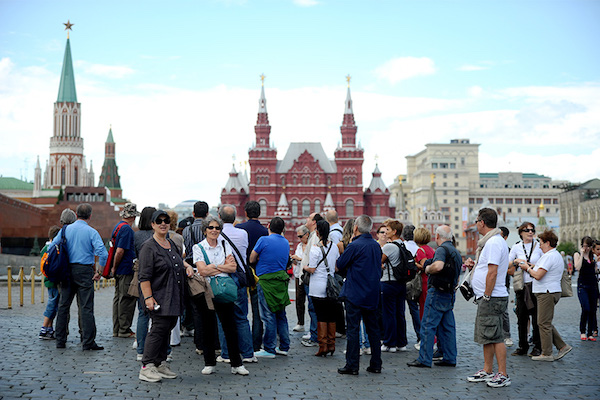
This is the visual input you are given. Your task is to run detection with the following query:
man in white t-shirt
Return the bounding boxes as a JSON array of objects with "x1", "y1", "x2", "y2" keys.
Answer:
[{"x1": 464, "y1": 208, "x2": 510, "y2": 388}]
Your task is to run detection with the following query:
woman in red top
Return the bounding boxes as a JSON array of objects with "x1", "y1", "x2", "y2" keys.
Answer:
[{"x1": 414, "y1": 228, "x2": 435, "y2": 320}]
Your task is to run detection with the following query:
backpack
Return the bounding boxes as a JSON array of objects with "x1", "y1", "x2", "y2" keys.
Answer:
[
  {"x1": 101, "y1": 222, "x2": 128, "y2": 278},
  {"x1": 388, "y1": 241, "x2": 417, "y2": 282},
  {"x1": 43, "y1": 225, "x2": 71, "y2": 283}
]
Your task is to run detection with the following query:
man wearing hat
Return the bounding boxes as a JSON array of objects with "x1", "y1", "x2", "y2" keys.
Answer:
[{"x1": 112, "y1": 202, "x2": 140, "y2": 338}]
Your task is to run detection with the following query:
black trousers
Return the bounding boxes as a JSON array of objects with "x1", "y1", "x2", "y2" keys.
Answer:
[
  {"x1": 142, "y1": 314, "x2": 178, "y2": 367},
  {"x1": 311, "y1": 296, "x2": 337, "y2": 323},
  {"x1": 515, "y1": 285, "x2": 541, "y2": 351},
  {"x1": 344, "y1": 300, "x2": 382, "y2": 371},
  {"x1": 194, "y1": 296, "x2": 243, "y2": 368},
  {"x1": 295, "y1": 278, "x2": 307, "y2": 326}
]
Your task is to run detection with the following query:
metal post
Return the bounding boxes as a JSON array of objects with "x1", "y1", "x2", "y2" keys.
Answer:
[
  {"x1": 7, "y1": 266, "x2": 12, "y2": 309},
  {"x1": 19, "y1": 267, "x2": 24, "y2": 307},
  {"x1": 31, "y1": 267, "x2": 35, "y2": 305}
]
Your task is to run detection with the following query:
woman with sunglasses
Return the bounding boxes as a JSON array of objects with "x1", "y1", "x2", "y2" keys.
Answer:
[
  {"x1": 507, "y1": 222, "x2": 544, "y2": 356},
  {"x1": 574, "y1": 236, "x2": 598, "y2": 341},
  {"x1": 376, "y1": 225, "x2": 389, "y2": 248},
  {"x1": 291, "y1": 225, "x2": 310, "y2": 332},
  {"x1": 192, "y1": 215, "x2": 249, "y2": 376},
  {"x1": 138, "y1": 210, "x2": 194, "y2": 382}
]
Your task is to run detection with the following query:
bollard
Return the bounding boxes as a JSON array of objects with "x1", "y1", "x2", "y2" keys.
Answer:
[
  {"x1": 30, "y1": 267, "x2": 35, "y2": 305},
  {"x1": 19, "y1": 267, "x2": 24, "y2": 307},
  {"x1": 7, "y1": 266, "x2": 12, "y2": 309}
]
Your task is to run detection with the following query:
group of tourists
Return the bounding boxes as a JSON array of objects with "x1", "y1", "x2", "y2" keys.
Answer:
[{"x1": 37, "y1": 201, "x2": 597, "y2": 388}]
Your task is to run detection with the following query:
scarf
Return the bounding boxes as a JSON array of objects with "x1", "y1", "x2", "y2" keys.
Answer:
[{"x1": 475, "y1": 227, "x2": 502, "y2": 265}]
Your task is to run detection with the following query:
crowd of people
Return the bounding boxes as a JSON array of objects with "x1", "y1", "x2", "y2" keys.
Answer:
[{"x1": 38, "y1": 202, "x2": 598, "y2": 388}]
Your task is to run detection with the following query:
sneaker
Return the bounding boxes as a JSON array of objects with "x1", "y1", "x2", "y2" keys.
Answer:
[
  {"x1": 432, "y1": 351, "x2": 443, "y2": 361},
  {"x1": 254, "y1": 350, "x2": 276, "y2": 358},
  {"x1": 532, "y1": 354, "x2": 554, "y2": 362},
  {"x1": 166, "y1": 354, "x2": 173, "y2": 362},
  {"x1": 555, "y1": 345, "x2": 572, "y2": 360},
  {"x1": 231, "y1": 366, "x2": 250, "y2": 376},
  {"x1": 182, "y1": 328, "x2": 194, "y2": 337},
  {"x1": 467, "y1": 369, "x2": 494, "y2": 382},
  {"x1": 414, "y1": 341, "x2": 420, "y2": 351},
  {"x1": 292, "y1": 324, "x2": 305, "y2": 332},
  {"x1": 301, "y1": 339, "x2": 318, "y2": 347},
  {"x1": 195, "y1": 348, "x2": 203, "y2": 355},
  {"x1": 486, "y1": 373, "x2": 511, "y2": 388},
  {"x1": 511, "y1": 348, "x2": 528, "y2": 356},
  {"x1": 504, "y1": 338, "x2": 514, "y2": 347},
  {"x1": 275, "y1": 347, "x2": 288, "y2": 356},
  {"x1": 242, "y1": 356, "x2": 258, "y2": 363},
  {"x1": 588, "y1": 337, "x2": 597, "y2": 342},
  {"x1": 581, "y1": 333, "x2": 588, "y2": 341},
  {"x1": 132, "y1": 340, "x2": 137, "y2": 349},
  {"x1": 363, "y1": 347, "x2": 371, "y2": 355},
  {"x1": 156, "y1": 362, "x2": 177, "y2": 379},
  {"x1": 201, "y1": 366, "x2": 216, "y2": 375},
  {"x1": 139, "y1": 364, "x2": 162, "y2": 382},
  {"x1": 302, "y1": 333, "x2": 311, "y2": 340},
  {"x1": 528, "y1": 348, "x2": 542, "y2": 357},
  {"x1": 381, "y1": 345, "x2": 397, "y2": 352},
  {"x1": 397, "y1": 346, "x2": 409, "y2": 352},
  {"x1": 216, "y1": 355, "x2": 230, "y2": 363},
  {"x1": 39, "y1": 328, "x2": 47, "y2": 339},
  {"x1": 136, "y1": 354, "x2": 143, "y2": 361}
]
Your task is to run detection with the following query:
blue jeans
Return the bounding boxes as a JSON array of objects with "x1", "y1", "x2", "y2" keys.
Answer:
[
  {"x1": 360, "y1": 320, "x2": 370, "y2": 349},
  {"x1": 256, "y1": 284, "x2": 290, "y2": 354},
  {"x1": 417, "y1": 288, "x2": 457, "y2": 366},
  {"x1": 381, "y1": 281, "x2": 408, "y2": 347},
  {"x1": 578, "y1": 284, "x2": 599, "y2": 335},
  {"x1": 43, "y1": 286, "x2": 60, "y2": 320},
  {"x1": 407, "y1": 298, "x2": 421, "y2": 342},
  {"x1": 306, "y1": 284, "x2": 318, "y2": 341},
  {"x1": 249, "y1": 287, "x2": 263, "y2": 351},
  {"x1": 344, "y1": 300, "x2": 382, "y2": 371},
  {"x1": 136, "y1": 297, "x2": 150, "y2": 355},
  {"x1": 218, "y1": 286, "x2": 254, "y2": 359}
]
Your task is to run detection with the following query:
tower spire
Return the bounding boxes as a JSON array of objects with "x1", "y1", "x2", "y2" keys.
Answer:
[
  {"x1": 57, "y1": 23, "x2": 77, "y2": 103},
  {"x1": 340, "y1": 75, "x2": 357, "y2": 148},
  {"x1": 254, "y1": 74, "x2": 271, "y2": 148}
]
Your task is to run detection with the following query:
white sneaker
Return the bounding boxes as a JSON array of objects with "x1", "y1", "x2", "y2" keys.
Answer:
[
  {"x1": 302, "y1": 333, "x2": 311, "y2": 340},
  {"x1": 231, "y1": 365, "x2": 250, "y2": 375},
  {"x1": 381, "y1": 344, "x2": 397, "y2": 352},
  {"x1": 166, "y1": 354, "x2": 173, "y2": 362},
  {"x1": 132, "y1": 340, "x2": 137, "y2": 349},
  {"x1": 275, "y1": 347, "x2": 288, "y2": 356},
  {"x1": 156, "y1": 362, "x2": 177, "y2": 379},
  {"x1": 504, "y1": 338, "x2": 514, "y2": 347},
  {"x1": 139, "y1": 364, "x2": 162, "y2": 382},
  {"x1": 201, "y1": 366, "x2": 216, "y2": 375},
  {"x1": 363, "y1": 347, "x2": 371, "y2": 355},
  {"x1": 397, "y1": 346, "x2": 409, "y2": 352},
  {"x1": 242, "y1": 356, "x2": 258, "y2": 363},
  {"x1": 136, "y1": 354, "x2": 143, "y2": 361},
  {"x1": 216, "y1": 355, "x2": 230, "y2": 363},
  {"x1": 414, "y1": 341, "x2": 421, "y2": 351},
  {"x1": 195, "y1": 348, "x2": 203, "y2": 355},
  {"x1": 293, "y1": 324, "x2": 305, "y2": 332}
]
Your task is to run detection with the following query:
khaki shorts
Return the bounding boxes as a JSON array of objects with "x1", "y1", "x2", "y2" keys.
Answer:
[{"x1": 474, "y1": 296, "x2": 508, "y2": 345}]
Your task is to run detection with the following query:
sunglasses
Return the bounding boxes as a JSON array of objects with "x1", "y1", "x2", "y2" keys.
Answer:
[
  {"x1": 155, "y1": 217, "x2": 170, "y2": 225},
  {"x1": 206, "y1": 226, "x2": 222, "y2": 231},
  {"x1": 522, "y1": 228, "x2": 535, "y2": 233},
  {"x1": 297, "y1": 234, "x2": 306, "y2": 238},
  {"x1": 378, "y1": 231, "x2": 386, "y2": 234}
]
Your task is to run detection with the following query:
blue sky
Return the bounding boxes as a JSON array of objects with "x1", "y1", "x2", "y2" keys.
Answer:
[{"x1": 1, "y1": 0, "x2": 599, "y2": 208}]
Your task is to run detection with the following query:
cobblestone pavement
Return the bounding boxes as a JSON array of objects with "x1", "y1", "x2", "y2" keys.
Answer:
[{"x1": 0, "y1": 281, "x2": 599, "y2": 400}]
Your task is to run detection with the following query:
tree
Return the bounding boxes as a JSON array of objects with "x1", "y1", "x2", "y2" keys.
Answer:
[
  {"x1": 557, "y1": 241, "x2": 577, "y2": 256},
  {"x1": 57, "y1": 187, "x2": 63, "y2": 204},
  {"x1": 29, "y1": 237, "x2": 41, "y2": 256}
]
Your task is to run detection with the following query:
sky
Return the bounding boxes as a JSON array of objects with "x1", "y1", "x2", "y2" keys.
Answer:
[{"x1": 1, "y1": 0, "x2": 599, "y2": 209}]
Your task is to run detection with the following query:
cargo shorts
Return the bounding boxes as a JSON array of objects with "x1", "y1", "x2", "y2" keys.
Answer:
[{"x1": 474, "y1": 296, "x2": 508, "y2": 345}]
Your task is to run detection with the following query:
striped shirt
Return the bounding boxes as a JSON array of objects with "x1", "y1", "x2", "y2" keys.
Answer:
[{"x1": 182, "y1": 219, "x2": 205, "y2": 256}]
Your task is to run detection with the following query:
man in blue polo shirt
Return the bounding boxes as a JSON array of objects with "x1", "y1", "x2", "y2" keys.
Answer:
[
  {"x1": 336, "y1": 215, "x2": 383, "y2": 375},
  {"x1": 53, "y1": 203, "x2": 108, "y2": 351},
  {"x1": 111, "y1": 202, "x2": 140, "y2": 338},
  {"x1": 249, "y1": 217, "x2": 291, "y2": 358}
]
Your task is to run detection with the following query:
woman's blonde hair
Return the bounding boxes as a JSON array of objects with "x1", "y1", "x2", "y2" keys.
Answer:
[{"x1": 414, "y1": 227, "x2": 431, "y2": 245}]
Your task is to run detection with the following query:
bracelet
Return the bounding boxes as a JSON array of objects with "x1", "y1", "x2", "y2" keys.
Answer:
[{"x1": 144, "y1": 295, "x2": 153, "y2": 301}]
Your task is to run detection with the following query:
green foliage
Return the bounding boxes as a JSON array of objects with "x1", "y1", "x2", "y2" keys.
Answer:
[
  {"x1": 57, "y1": 187, "x2": 64, "y2": 204},
  {"x1": 557, "y1": 241, "x2": 577, "y2": 256},
  {"x1": 29, "y1": 237, "x2": 41, "y2": 256}
]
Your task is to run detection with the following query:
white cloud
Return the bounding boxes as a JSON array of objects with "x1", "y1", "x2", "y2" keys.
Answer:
[
  {"x1": 373, "y1": 57, "x2": 436, "y2": 84},
  {"x1": 75, "y1": 61, "x2": 135, "y2": 79},
  {"x1": 293, "y1": 0, "x2": 319, "y2": 6}
]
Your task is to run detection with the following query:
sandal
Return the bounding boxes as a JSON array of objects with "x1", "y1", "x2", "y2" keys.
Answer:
[
  {"x1": 581, "y1": 333, "x2": 587, "y2": 341},
  {"x1": 588, "y1": 336, "x2": 597, "y2": 342},
  {"x1": 593, "y1": 331, "x2": 598, "y2": 337}
]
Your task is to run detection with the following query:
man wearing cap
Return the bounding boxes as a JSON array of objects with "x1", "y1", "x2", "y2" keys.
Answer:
[{"x1": 111, "y1": 202, "x2": 140, "y2": 338}]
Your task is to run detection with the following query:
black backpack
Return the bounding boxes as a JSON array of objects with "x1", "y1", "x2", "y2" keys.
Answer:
[{"x1": 388, "y1": 241, "x2": 417, "y2": 282}]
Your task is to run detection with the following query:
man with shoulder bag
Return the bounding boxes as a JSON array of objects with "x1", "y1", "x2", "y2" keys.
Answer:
[{"x1": 408, "y1": 225, "x2": 462, "y2": 369}]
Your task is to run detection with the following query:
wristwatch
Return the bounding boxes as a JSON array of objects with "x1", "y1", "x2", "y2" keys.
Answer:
[{"x1": 483, "y1": 294, "x2": 491, "y2": 301}]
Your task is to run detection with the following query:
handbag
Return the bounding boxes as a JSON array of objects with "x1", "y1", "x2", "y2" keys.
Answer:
[
  {"x1": 513, "y1": 268, "x2": 524, "y2": 292},
  {"x1": 406, "y1": 271, "x2": 423, "y2": 302},
  {"x1": 457, "y1": 267, "x2": 475, "y2": 302},
  {"x1": 127, "y1": 259, "x2": 140, "y2": 298},
  {"x1": 197, "y1": 242, "x2": 238, "y2": 303},
  {"x1": 186, "y1": 273, "x2": 205, "y2": 297},
  {"x1": 320, "y1": 244, "x2": 342, "y2": 300},
  {"x1": 560, "y1": 268, "x2": 573, "y2": 298},
  {"x1": 301, "y1": 270, "x2": 311, "y2": 286}
]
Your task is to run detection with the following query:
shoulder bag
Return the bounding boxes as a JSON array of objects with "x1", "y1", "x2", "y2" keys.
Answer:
[
  {"x1": 320, "y1": 243, "x2": 343, "y2": 300},
  {"x1": 560, "y1": 267, "x2": 573, "y2": 298},
  {"x1": 198, "y1": 242, "x2": 238, "y2": 303}
]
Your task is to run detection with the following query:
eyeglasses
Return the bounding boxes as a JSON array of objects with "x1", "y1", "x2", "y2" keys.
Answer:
[
  {"x1": 297, "y1": 234, "x2": 307, "y2": 238},
  {"x1": 377, "y1": 231, "x2": 386, "y2": 234},
  {"x1": 206, "y1": 226, "x2": 222, "y2": 231},
  {"x1": 155, "y1": 217, "x2": 170, "y2": 225},
  {"x1": 522, "y1": 228, "x2": 535, "y2": 233},
  {"x1": 476, "y1": 219, "x2": 482, "y2": 223}
]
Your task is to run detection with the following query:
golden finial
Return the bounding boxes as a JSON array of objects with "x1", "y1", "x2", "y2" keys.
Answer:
[
  {"x1": 346, "y1": 74, "x2": 351, "y2": 88},
  {"x1": 260, "y1": 74, "x2": 266, "y2": 86},
  {"x1": 539, "y1": 203, "x2": 545, "y2": 210},
  {"x1": 430, "y1": 173, "x2": 435, "y2": 184},
  {"x1": 374, "y1": 154, "x2": 379, "y2": 163},
  {"x1": 397, "y1": 175, "x2": 403, "y2": 185},
  {"x1": 64, "y1": 20, "x2": 74, "y2": 39}
]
